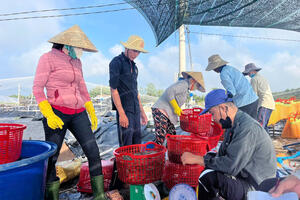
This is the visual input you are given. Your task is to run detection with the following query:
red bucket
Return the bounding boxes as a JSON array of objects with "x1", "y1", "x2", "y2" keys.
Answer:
[
  {"x1": 163, "y1": 161, "x2": 204, "y2": 189},
  {"x1": 166, "y1": 134, "x2": 209, "y2": 164},
  {"x1": 114, "y1": 142, "x2": 166, "y2": 185},
  {"x1": 180, "y1": 108, "x2": 212, "y2": 134},
  {"x1": 0, "y1": 123, "x2": 26, "y2": 164}
]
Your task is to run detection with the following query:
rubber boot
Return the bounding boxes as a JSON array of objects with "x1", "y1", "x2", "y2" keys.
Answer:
[
  {"x1": 91, "y1": 175, "x2": 108, "y2": 200},
  {"x1": 45, "y1": 179, "x2": 60, "y2": 200}
]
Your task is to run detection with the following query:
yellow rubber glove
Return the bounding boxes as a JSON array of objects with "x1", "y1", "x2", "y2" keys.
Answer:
[
  {"x1": 85, "y1": 101, "x2": 98, "y2": 131},
  {"x1": 169, "y1": 99, "x2": 183, "y2": 116},
  {"x1": 38, "y1": 100, "x2": 64, "y2": 130}
]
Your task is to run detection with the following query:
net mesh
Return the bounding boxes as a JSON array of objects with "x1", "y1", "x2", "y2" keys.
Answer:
[{"x1": 125, "y1": 0, "x2": 300, "y2": 45}]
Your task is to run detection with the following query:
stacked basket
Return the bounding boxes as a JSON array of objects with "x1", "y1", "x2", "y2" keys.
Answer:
[{"x1": 163, "y1": 108, "x2": 224, "y2": 189}]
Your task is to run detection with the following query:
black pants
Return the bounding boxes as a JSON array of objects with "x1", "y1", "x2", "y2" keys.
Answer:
[
  {"x1": 239, "y1": 99, "x2": 259, "y2": 120},
  {"x1": 116, "y1": 111, "x2": 141, "y2": 147},
  {"x1": 258, "y1": 177, "x2": 282, "y2": 192},
  {"x1": 43, "y1": 108, "x2": 102, "y2": 183},
  {"x1": 198, "y1": 170, "x2": 250, "y2": 200}
]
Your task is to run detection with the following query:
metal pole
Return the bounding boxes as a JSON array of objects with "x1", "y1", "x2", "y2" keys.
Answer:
[
  {"x1": 179, "y1": 24, "x2": 186, "y2": 78},
  {"x1": 17, "y1": 84, "x2": 21, "y2": 106}
]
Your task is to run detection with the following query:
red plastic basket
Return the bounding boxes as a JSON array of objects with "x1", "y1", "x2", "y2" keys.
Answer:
[
  {"x1": 180, "y1": 108, "x2": 212, "y2": 134},
  {"x1": 166, "y1": 134, "x2": 209, "y2": 164},
  {"x1": 113, "y1": 142, "x2": 166, "y2": 185},
  {"x1": 163, "y1": 161, "x2": 204, "y2": 189},
  {"x1": 190, "y1": 122, "x2": 224, "y2": 150},
  {"x1": 77, "y1": 159, "x2": 114, "y2": 193},
  {"x1": 0, "y1": 123, "x2": 26, "y2": 164}
]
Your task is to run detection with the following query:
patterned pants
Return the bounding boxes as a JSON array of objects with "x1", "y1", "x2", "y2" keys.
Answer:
[{"x1": 152, "y1": 108, "x2": 176, "y2": 145}]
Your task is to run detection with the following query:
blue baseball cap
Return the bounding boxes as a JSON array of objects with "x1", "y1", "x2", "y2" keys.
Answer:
[{"x1": 200, "y1": 89, "x2": 233, "y2": 115}]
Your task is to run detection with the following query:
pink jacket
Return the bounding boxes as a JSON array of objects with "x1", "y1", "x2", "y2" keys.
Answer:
[{"x1": 33, "y1": 48, "x2": 90, "y2": 109}]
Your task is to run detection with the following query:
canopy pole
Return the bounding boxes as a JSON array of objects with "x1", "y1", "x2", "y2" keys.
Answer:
[{"x1": 179, "y1": 24, "x2": 186, "y2": 78}]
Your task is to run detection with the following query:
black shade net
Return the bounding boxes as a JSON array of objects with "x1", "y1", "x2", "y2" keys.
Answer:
[{"x1": 125, "y1": 0, "x2": 300, "y2": 45}]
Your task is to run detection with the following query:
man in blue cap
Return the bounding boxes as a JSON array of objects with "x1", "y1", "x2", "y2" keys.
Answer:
[{"x1": 181, "y1": 89, "x2": 277, "y2": 200}]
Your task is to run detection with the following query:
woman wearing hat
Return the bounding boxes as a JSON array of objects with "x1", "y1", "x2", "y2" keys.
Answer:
[
  {"x1": 243, "y1": 63, "x2": 275, "y2": 133},
  {"x1": 33, "y1": 25, "x2": 107, "y2": 200},
  {"x1": 151, "y1": 71, "x2": 205, "y2": 145},
  {"x1": 206, "y1": 54, "x2": 259, "y2": 120}
]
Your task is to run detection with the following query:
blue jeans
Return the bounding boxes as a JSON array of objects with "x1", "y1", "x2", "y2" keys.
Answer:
[
  {"x1": 257, "y1": 106, "x2": 273, "y2": 133},
  {"x1": 43, "y1": 108, "x2": 102, "y2": 183},
  {"x1": 116, "y1": 111, "x2": 141, "y2": 146}
]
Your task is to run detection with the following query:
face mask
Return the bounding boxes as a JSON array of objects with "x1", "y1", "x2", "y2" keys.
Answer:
[
  {"x1": 219, "y1": 116, "x2": 232, "y2": 129},
  {"x1": 249, "y1": 73, "x2": 256, "y2": 78},
  {"x1": 74, "y1": 47, "x2": 83, "y2": 59},
  {"x1": 64, "y1": 45, "x2": 77, "y2": 59},
  {"x1": 218, "y1": 106, "x2": 232, "y2": 129}
]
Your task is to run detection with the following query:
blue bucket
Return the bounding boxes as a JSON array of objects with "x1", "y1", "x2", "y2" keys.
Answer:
[{"x1": 0, "y1": 140, "x2": 57, "y2": 200}]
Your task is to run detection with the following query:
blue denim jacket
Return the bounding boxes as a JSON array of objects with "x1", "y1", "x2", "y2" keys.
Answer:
[
  {"x1": 220, "y1": 65, "x2": 258, "y2": 107},
  {"x1": 109, "y1": 53, "x2": 139, "y2": 113}
]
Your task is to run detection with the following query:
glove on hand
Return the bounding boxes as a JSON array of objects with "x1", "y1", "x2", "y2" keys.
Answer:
[
  {"x1": 85, "y1": 101, "x2": 98, "y2": 131},
  {"x1": 169, "y1": 99, "x2": 183, "y2": 117},
  {"x1": 38, "y1": 100, "x2": 64, "y2": 130}
]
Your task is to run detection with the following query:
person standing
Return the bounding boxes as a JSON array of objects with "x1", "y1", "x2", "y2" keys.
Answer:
[
  {"x1": 33, "y1": 25, "x2": 107, "y2": 200},
  {"x1": 243, "y1": 63, "x2": 275, "y2": 133},
  {"x1": 109, "y1": 35, "x2": 148, "y2": 147},
  {"x1": 206, "y1": 54, "x2": 259, "y2": 119},
  {"x1": 151, "y1": 71, "x2": 206, "y2": 145}
]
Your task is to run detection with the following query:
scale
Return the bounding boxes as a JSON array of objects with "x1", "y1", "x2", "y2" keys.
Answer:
[
  {"x1": 130, "y1": 183, "x2": 160, "y2": 200},
  {"x1": 144, "y1": 183, "x2": 161, "y2": 200},
  {"x1": 169, "y1": 184, "x2": 197, "y2": 200}
]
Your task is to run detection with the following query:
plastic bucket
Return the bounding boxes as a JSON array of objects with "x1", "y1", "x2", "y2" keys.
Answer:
[{"x1": 0, "y1": 140, "x2": 57, "y2": 200}]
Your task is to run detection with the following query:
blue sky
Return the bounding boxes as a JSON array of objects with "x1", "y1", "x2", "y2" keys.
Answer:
[{"x1": 1, "y1": 0, "x2": 300, "y2": 96}]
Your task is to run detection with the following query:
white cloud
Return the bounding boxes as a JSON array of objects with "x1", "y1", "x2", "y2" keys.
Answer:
[
  {"x1": 109, "y1": 44, "x2": 123, "y2": 56},
  {"x1": 9, "y1": 43, "x2": 52, "y2": 75},
  {"x1": 81, "y1": 51, "x2": 110, "y2": 78}
]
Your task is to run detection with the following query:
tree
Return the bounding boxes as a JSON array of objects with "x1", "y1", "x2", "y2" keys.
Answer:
[{"x1": 146, "y1": 83, "x2": 157, "y2": 96}]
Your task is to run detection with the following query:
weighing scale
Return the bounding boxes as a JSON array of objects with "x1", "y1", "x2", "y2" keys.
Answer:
[{"x1": 169, "y1": 184, "x2": 197, "y2": 200}]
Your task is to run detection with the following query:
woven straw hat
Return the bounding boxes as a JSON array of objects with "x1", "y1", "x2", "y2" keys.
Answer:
[
  {"x1": 182, "y1": 71, "x2": 206, "y2": 92},
  {"x1": 121, "y1": 35, "x2": 148, "y2": 53},
  {"x1": 48, "y1": 25, "x2": 98, "y2": 52},
  {"x1": 206, "y1": 54, "x2": 229, "y2": 71},
  {"x1": 242, "y1": 63, "x2": 262, "y2": 75}
]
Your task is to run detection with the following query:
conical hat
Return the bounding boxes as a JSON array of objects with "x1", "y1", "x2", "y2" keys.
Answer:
[
  {"x1": 182, "y1": 71, "x2": 206, "y2": 92},
  {"x1": 48, "y1": 25, "x2": 98, "y2": 52}
]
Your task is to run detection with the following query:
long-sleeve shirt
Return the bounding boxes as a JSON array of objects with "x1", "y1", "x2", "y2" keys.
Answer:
[
  {"x1": 250, "y1": 73, "x2": 275, "y2": 110},
  {"x1": 204, "y1": 110, "x2": 277, "y2": 187},
  {"x1": 109, "y1": 53, "x2": 140, "y2": 114},
  {"x1": 152, "y1": 79, "x2": 189, "y2": 125},
  {"x1": 220, "y1": 65, "x2": 258, "y2": 107},
  {"x1": 33, "y1": 48, "x2": 90, "y2": 109}
]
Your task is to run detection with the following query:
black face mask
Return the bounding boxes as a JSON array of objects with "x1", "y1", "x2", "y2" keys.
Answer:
[
  {"x1": 218, "y1": 106, "x2": 232, "y2": 129},
  {"x1": 219, "y1": 116, "x2": 232, "y2": 129}
]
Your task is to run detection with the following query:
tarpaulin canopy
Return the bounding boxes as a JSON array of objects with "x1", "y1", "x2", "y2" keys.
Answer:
[{"x1": 125, "y1": 0, "x2": 300, "y2": 45}]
